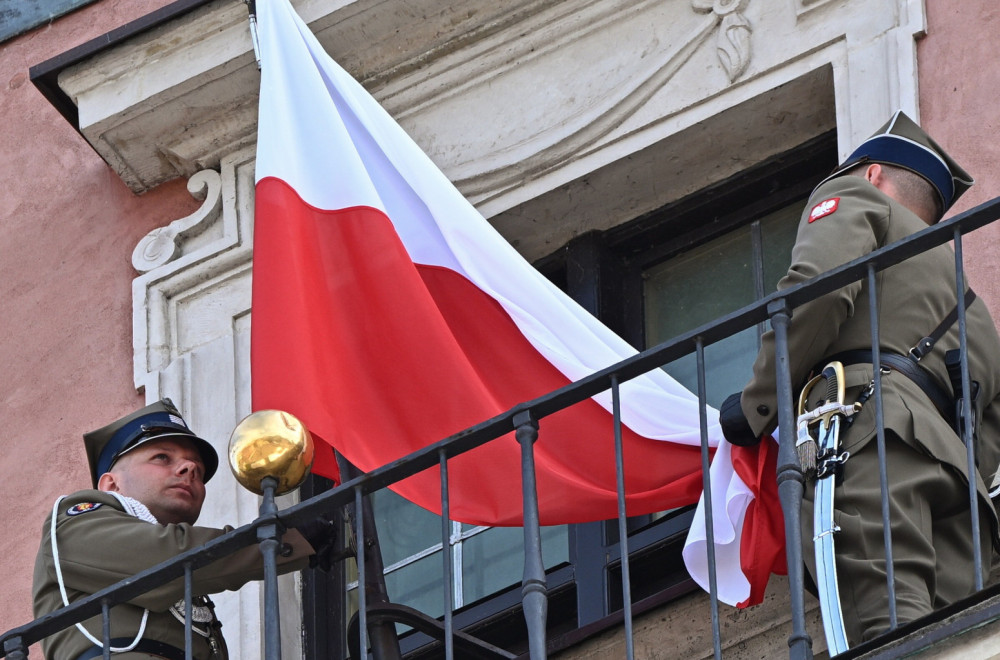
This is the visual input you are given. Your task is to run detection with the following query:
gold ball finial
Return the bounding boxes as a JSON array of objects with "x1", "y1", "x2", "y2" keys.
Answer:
[{"x1": 228, "y1": 410, "x2": 315, "y2": 495}]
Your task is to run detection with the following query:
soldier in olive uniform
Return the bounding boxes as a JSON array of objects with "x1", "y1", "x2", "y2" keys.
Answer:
[
  {"x1": 720, "y1": 111, "x2": 1000, "y2": 644},
  {"x1": 33, "y1": 400, "x2": 321, "y2": 660}
]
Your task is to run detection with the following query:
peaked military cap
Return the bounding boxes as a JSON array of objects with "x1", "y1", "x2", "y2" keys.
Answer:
[
  {"x1": 822, "y1": 110, "x2": 974, "y2": 220},
  {"x1": 83, "y1": 399, "x2": 219, "y2": 488}
]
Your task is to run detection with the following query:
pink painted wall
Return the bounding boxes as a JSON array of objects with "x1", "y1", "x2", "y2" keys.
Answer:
[
  {"x1": 919, "y1": 1, "x2": 1000, "y2": 317},
  {"x1": 0, "y1": 0, "x2": 198, "y2": 634}
]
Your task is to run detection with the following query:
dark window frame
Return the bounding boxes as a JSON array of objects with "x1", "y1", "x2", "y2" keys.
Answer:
[{"x1": 300, "y1": 130, "x2": 838, "y2": 659}]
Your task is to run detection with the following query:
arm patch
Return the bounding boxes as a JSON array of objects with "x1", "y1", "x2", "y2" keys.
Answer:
[
  {"x1": 66, "y1": 502, "x2": 103, "y2": 516},
  {"x1": 809, "y1": 197, "x2": 840, "y2": 222}
]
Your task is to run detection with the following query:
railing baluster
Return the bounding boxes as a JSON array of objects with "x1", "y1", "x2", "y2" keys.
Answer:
[
  {"x1": 101, "y1": 599, "x2": 111, "y2": 660},
  {"x1": 355, "y1": 485, "x2": 368, "y2": 659},
  {"x1": 953, "y1": 229, "x2": 983, "y2": 590},
  {"x1": 611, "y1": 375, "x2": 635, "y2": 660},
  {"x1": 258, "y1": 476, "x2": 283, "y2": 660},
  {"x1": 440, "y1": 449, "x2": 455, "y2": 660},
  {"x1": 695, "y1": 338, "x2": 723, "y2": 660},
  {"x1": 769, "y1": 298, "x2": 813, "y2": 660},
  {"x1": 2, "y1": 636, "x2": 27, "y2": 660},
  {"x1": 867, "y1": 263, "x2": 898, "y2": 632},
  {"x1": 514, "y1": 410, "x2": 547, "y2": 660},
  {"x1": 184, "y1": 563, "x2": 194, "y2": 660}
]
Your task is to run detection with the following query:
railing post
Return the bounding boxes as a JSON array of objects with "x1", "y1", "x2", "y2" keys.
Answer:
[
  {"x1": 695, "y1": 338, "x2": 724, "y2": 660},
  {"x1": 953, "y1": 229, "x2": 984, "y2": 591},
  {"x1": 867, "y1": 264, "x2": 898, "y2": 630},
  {"x1": 258, "y1": 476, "x2": 284, "y2": 660},
  {"x1": 184, "y1": 564, "x2": 194, "y2": 660},
  {"x1": 768, "y1": 298, "x2": 814, "y2": 660},
  {"x1": 439, "y1": 450, "x2": 456, "y2": 660},
  {"x1": 3, "y1": 636, "x2": 28, "y2": 660},
  {"x1": 514, "y1": 410, "x2": 548, "y2": 660},
  {"x1": 611, "y1": 375, "x2": 635, "y2": 660}
]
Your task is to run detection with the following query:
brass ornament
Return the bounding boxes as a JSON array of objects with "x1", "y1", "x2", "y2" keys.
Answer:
[{"x1": 228, "y1": 410, "x2": 315, "y2": 495}]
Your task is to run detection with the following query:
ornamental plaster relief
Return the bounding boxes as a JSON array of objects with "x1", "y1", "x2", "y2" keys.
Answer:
[
  {"x1": 56, "y1": 0, "x2": 923, "y2": 214},
  {"x1": 386, "y1": 0, "x2": 754, "y2": 201}
]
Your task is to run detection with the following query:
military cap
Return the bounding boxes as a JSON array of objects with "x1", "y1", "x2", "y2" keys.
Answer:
[
  {"x1": 83, "y1": 399, "x2": 219, "y2": 488},
  {"x1": 822, "y1": 110, "x2": 973, "y2": 219}
]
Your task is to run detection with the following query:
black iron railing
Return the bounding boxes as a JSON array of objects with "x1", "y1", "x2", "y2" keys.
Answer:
[{"x1": 5, "y1": 195, "x2": 1000, "y2": 660}]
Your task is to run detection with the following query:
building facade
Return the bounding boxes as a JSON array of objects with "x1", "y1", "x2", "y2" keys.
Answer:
[{"x1": 2, "y1": 0, "x2": 999, "y2": 657}]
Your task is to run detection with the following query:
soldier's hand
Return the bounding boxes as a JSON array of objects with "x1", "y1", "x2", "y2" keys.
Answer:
[{"x1": 719, "y1": 391, "x2": 761, "y2": 447}]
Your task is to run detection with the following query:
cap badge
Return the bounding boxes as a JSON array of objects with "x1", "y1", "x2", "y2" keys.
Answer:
[
  {"x1": 67, "y1": 502, "x2": 103, "y2": 516},
  {"x1": 809, "y1": 197, "x2": 840, "y2": 223}
]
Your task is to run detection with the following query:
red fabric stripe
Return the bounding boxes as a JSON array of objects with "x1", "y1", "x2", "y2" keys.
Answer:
[
  {"x1": 732, "y1": 437, "x2": 786, "y2": 607},
  {"x1": 252, "y1": 177, "x2": 706, "y2": 525}
]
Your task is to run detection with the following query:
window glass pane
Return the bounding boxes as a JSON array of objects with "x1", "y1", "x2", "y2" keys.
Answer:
[
  {"x1": 645, "y1": 224, "x2": 757, "y2": 335},
  {"x1": 385, "y1": 551, "x2": 448, "y2": 620},
  {"x1": 761, "y1": 204, "x2": 801, "y2": 290},
  {"x1": 372, "y1": 489, "x2": 444, "y2": 567},
  {"x1": 643, "y1": 205, "x2": 799, "y2": 407},
  {"x1": 461, "y1": 525, "x2": 569, "y2": 604},
  {"x1": 644, "y1": 225, "x2": 757, "y2": 407}
]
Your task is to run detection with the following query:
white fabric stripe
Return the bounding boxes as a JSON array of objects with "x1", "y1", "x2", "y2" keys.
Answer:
[
  {"x1": 254, "y1": 0, "x2": 724, "y2": 446},
  {"x1": 681, "y1": 441, "x2": 754, "y2": 606}
]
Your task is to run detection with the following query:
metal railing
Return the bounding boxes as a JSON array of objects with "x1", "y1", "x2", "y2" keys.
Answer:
[{"x1": 5, "y1": 195, "x2": 1000, "y2": 659}]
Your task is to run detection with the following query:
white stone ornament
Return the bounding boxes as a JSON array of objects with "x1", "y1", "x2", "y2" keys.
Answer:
[
  {"x1": 132, "y1": 169, "x2": 222, "y2": 273},
  {"x1": 691, "y1": 0, "x2": 752, "y2": 82}
]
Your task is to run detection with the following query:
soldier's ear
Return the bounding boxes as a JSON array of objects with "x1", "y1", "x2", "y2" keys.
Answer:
[
  {"x1": 98, "y1": 472, "x2": 121, "y2": 493},
  {"x1": 864, "y1": 163, "x2": 884, "y2": 186}
]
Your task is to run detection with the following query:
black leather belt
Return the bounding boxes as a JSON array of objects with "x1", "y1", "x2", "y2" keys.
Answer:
[
  {"x1": 823, "y1": 350, "x2": 955, "y2": 426},
  {"x1": 76, "y1": 639, "x2": 186, "y2": 660}
]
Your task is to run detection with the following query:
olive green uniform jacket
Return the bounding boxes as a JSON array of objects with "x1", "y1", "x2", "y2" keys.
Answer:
[
  {"x1": 33, "y1": 489, "x2": 314, "y2": 660},
  {"x1": 740, "y1": 175, "x2": 1000, "y2": 531}
]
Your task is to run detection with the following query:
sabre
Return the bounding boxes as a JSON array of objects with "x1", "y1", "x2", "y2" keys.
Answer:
[{"x1": 797, "y1": 361, "x2": 860, "y2": 655}]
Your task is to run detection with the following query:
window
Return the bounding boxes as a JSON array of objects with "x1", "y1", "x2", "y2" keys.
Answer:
[{"x1": 300, "y1": 131, "x2": 838, "y2": 658}]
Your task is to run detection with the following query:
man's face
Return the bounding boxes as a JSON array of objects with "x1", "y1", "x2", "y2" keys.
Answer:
[{"x1": 99, "y1": 438, "x2": 207, "y2": 525}]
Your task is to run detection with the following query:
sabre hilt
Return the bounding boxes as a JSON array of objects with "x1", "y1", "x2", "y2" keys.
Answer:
[{"x1": 796, "y1": 361, "x2": 855, "y2": 475}]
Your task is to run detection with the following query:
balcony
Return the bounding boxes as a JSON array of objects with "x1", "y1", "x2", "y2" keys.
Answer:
[{"x1": 6, "y1": 196, "x2": 1000, "y2": 660}]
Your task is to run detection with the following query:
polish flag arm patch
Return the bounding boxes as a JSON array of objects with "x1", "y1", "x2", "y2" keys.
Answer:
[{"x1": 809, "y1": 197, "x2": 840, "y2": 222}]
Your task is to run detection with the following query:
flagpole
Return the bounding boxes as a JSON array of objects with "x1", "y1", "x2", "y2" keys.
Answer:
[{"x1": 243, "y1": 0, "x2": 262, "y2": 69}]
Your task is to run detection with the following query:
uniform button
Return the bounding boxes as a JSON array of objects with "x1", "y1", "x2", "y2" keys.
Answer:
[{"x1": 756, "y1": 405, "x2": 769, "y2": 416}]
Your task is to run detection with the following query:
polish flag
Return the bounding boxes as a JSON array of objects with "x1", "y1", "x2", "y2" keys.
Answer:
[{"x1": 250, "y1": 0, "x2": 783, "y2": 605}]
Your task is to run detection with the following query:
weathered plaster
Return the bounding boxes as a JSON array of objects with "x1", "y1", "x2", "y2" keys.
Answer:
[
  {"x1": 918, "y1": 0, "x2": 1000, "y2": 324},
  {"x1": 0, "y1": 0, "x2": 199, "y2": 642}
]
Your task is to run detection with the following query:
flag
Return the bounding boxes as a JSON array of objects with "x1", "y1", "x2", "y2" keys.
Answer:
[
  {"x1": 682, "y1": 438, "x2": 787, "y2": 607},
  {"x1": 250, "y1": 0, "x2": 783, "y2": 603}
]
